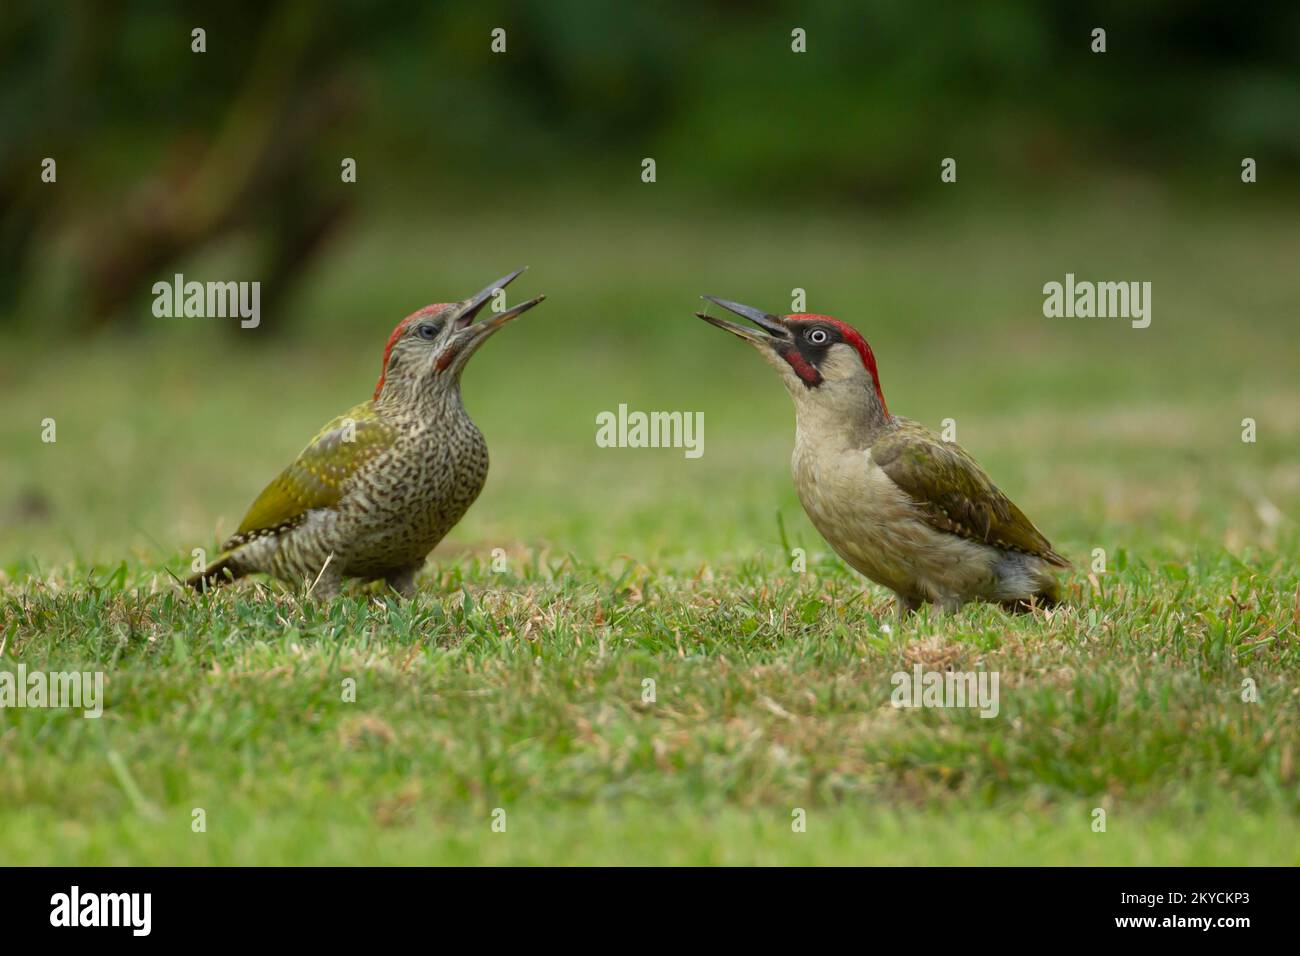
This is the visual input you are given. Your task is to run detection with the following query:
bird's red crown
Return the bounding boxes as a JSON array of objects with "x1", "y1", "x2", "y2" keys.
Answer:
[{"x1": 374, "y1": 303, "x2": 449, "y2": 399}]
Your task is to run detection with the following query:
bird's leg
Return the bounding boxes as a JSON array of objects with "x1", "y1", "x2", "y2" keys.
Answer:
[
  {"x1": 895, "y1": 593, "x2": 922, "y2": 621},
  {"x1": 384, "y1": 565, "x2": 421, "y2": 599},
  {"x1": 305, "y1": 554, "x2": 343, "y2": 601}
]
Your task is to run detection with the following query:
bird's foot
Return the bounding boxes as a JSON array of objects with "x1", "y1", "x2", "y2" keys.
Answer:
[
  {"x1": 304, "y1": 555, "x2": 343, "y2": 601},
  {"x1": 894, "y1": 594, "x2": 922, "y2": 621},
  {"x1": 383, "y1": 566, "x2": 421, "y2": 599}
]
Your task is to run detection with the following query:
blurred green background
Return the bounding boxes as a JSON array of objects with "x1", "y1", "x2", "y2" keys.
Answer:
[{"x1": 2, "y1": 0, "x2": 1296, "y2": 571}]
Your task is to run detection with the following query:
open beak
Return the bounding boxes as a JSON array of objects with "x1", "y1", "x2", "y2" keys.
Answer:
[
  {"x1": 436, "y1": 268, "x2": 545, "y2": 374},
  {"x1": 450, "y1": 267, "x2": 545, "y2": 335},
  {"x1": 476, "y1": 293, "x2": 546, "y2": 332},
  {"x1": 695, "y1": 295, "x2": 789, "y2": 345}
]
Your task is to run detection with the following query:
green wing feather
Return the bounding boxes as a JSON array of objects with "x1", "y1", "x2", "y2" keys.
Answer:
[
  {"x1": 872, "y1": 420, "x2": 1070, "y2": 567},
  {"x1": 224, "y1": 402, "x2": 395, "y2": 547}
]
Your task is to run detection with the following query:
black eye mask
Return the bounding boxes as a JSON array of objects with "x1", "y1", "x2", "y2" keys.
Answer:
[{"x1": 780, "y1": 324, "x2": 842, "y2": 386}]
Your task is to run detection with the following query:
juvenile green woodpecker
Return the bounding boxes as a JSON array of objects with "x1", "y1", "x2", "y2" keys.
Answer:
[
  {"x1": 696, "y1": 295, "x2": 1070, "y2": 614},
  {"x1": 188, "y1": 269, "x2": 545, "y2": 598}
]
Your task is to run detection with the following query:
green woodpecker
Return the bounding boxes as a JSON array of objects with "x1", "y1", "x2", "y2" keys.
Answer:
[
  {"x1": 188, "y1": 269, "x2": 545, "y2": 598},
  {"x1": 696, "y1": 295, "x2": 1069, "y2": 614}
]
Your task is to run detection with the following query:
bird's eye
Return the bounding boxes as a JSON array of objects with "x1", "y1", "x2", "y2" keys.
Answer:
[
  {"x1": 806, "y1": 328, "x2": 830, "y2": 346},
  {"x1": 416, "y1": 323, "x2": 440, "y2": 340}
]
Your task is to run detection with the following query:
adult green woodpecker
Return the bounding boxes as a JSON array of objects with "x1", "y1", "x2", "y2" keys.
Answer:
[
  {"x1": 188, "y1": 269, "x2": 545, "y2": 598},
  {"x1": 696, "y1": 295, "x2": 1069, "y2": 614}
]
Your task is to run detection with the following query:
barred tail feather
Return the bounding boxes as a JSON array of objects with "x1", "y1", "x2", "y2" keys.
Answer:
[
  {"x1": 186, "y1": 554, "x2": 243, "y2": 591},
  {"x1": 1042, "y1": 547, "x2": 1072, "y2": 569},
  {"x1": 994, "y1": 552, "x2": 1065, "y2": 612}
]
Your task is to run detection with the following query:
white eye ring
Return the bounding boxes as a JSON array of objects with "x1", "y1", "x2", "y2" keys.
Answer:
[{"x1": 807, "y1": 328, "x2": 829, "y2": 345}]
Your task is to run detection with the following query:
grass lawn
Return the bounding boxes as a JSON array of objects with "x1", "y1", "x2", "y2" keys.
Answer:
[{"x1": 2, "y1": 192, "x2": 1298, "y2": 864}]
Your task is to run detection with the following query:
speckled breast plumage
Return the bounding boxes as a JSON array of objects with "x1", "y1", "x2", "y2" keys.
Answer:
[{"x1": 232, "y1": 407, "x2": 489, "y2": 586}]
